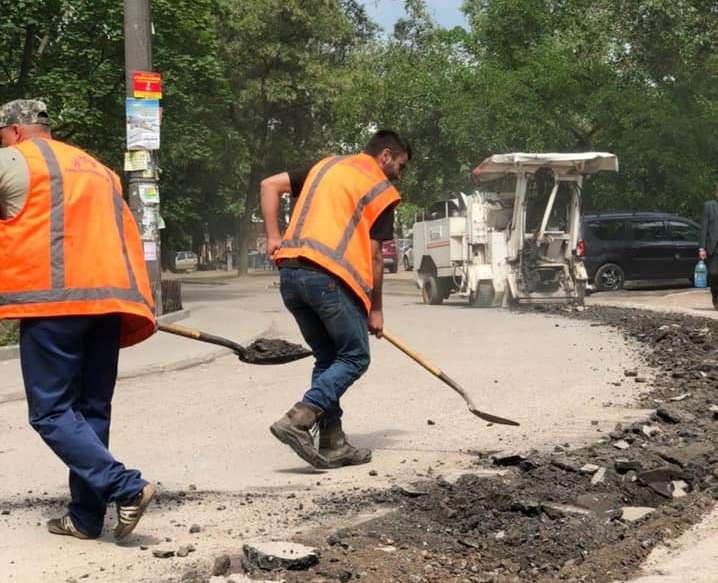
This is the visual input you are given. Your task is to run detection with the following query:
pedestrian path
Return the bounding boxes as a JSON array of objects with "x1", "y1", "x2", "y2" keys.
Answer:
[
  {"x1": 0, "y1": 277, "x2": 288, "y2": 405},
  {"x1": 587, "y1": 288, "x2": 717, "y2": 320}
]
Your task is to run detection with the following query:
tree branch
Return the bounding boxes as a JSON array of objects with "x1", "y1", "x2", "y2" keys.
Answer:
[{"x1": 17, "y1": 25, "x2": 35, "y2": 91}]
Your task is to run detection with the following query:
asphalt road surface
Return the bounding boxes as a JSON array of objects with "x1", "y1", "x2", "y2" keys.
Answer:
[{"x1": 0, "y1": 274, "x2": 652, "y2": 582}]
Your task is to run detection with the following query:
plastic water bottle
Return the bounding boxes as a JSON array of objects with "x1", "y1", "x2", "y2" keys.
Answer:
[{"x1": 694, "y1": 259, "x2": 708, "y2": 288}]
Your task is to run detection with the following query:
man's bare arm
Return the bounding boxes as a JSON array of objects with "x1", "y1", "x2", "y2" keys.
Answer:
[
  {"x1": 260, "y1": 172, "x2": 291, "y2": 256},
  {"x1": 368, "y1": 239, "x2": 384, "y2": 337}
]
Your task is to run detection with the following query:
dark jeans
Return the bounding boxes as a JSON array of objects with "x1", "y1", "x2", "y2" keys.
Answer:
[
  {"x1": 279, "y1": 267, "x2": 370, "y2": 422},
  {"x1": 20, "y1": 315, "x2": 146, "y2": 537}
]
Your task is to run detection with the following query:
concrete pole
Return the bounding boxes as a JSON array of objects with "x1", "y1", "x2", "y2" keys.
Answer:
[{"x1": 124, "y1": 0, "x2": 162, "y2": 314}]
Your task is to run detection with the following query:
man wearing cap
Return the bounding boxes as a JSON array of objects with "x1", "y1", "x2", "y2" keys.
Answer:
[{"x1": 0, "y1": 99, "x2": 157, "y2": 540}]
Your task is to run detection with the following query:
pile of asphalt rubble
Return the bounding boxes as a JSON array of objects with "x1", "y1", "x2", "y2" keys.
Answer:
[{"x1": 195, "y1": 306, "x2": 718, "y2": 583}]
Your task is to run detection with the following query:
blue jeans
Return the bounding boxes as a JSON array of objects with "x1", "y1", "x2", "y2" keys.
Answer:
[
  {"x1": 20, "y1": 315, "x2": 147, "y2": 537},
  {"x1": 279, "y1": 267, "x2": 370, "y2": 422}
]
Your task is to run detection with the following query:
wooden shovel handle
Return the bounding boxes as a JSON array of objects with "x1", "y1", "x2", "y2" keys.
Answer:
[
  {"x1": 157, "y1": 322, "x2": 246, "y2": 356},
  {"x1": 381, "y1": 329, "x2": 442, "y2": 377}
]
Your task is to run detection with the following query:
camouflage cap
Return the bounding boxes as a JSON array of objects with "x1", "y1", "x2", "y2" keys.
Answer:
[{"x1": 0, "y1": 99, "x2": 51, "y2": 128}]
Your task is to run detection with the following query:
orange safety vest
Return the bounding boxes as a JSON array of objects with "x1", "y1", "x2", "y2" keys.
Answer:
[
  {"x1": 0, "y1": 138, "x2": 155, "y2": 347},
  {"x1": 275, "y1": 153, "x2": 400, "y2": 313}
]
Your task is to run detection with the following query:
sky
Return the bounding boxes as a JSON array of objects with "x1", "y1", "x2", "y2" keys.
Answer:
[{"x1": 360, "y1": 0, "x2": 468, "y2": 32}]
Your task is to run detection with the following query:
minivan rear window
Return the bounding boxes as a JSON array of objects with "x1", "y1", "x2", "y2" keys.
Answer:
[
  {"x1": 667, "y1": 221, "x2": 699, "y2": 242},
  {"x1": 631, "y1": 220, "x2": 669, "y2": 241},
  {"x1": 587, "y1": 220, "x2": 625, "y2": 241}
]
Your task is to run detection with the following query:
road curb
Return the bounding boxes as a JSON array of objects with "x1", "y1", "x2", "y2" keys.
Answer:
[
  {"x1": 0, "y1": 345, "x2": 19, "y2": 362},
  {"x1": 0, "y1": 308, "x2": 191, "y2": 363}
]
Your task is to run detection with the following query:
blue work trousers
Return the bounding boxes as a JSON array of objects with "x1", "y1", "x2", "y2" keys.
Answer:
[
  {"x1": 279, "y1": 267, "x2": 370, "y2": 422},
  {"x1": 20, "y1": 315, "x2": 146, "y2": 538}
]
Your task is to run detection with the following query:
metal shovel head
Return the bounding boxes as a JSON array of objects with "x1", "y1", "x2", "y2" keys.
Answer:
[{"x1": 240, "y1": 337, "x2": 313, "y2": 365}]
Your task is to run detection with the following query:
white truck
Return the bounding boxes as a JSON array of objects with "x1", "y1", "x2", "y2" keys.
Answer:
[{"x1": 413, "y1": 153, "x2": 618, "y2": 307}]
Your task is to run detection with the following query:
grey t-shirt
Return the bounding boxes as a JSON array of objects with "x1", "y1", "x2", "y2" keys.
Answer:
[{"x1": 0, "y1": 147, "x2": 29, "y2": 219}]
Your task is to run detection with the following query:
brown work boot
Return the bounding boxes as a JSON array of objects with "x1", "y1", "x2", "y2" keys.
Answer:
[
  {"x1": 319, "y1": 418, "x2": 372, "y2": 468},
  {"x1": 270, "y1": 402, "x2": 329, "y2": 468}
]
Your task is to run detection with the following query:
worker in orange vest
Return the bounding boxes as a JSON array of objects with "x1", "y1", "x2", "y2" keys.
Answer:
[
  {"x1": 0, "y1": 99, "x2": 156, "y2": 541},
  {"x1": 261, "y1": 130, "x2": 411, "y2": 468}
]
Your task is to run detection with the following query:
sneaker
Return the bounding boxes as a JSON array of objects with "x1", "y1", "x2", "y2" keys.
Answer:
[
  {"x1": 114, "y1": 483, "x2": 156, "y2": 540},
  {"x1": 47, "y1": 514, "x2": 92, "y2": 540}
]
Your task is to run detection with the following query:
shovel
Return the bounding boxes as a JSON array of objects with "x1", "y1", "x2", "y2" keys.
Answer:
[
  {"x1": 157, "y1": 323, "x2": 313, "y2": 365},
  {"x1": 382, "y1": 330, "x2": 520, "y2": 427}
]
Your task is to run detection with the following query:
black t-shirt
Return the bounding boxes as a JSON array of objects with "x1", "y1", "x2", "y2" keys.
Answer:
[{"x1": 288, "y1": 166, "x2": 395, "y2": 241}]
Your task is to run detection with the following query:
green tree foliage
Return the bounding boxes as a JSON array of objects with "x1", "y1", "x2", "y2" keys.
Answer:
[
  {"x1": 216, "y1": 0, "x2": 371, "y2": 272},
  {"x1": 460, "y1": 0, "x2": 718, "y2": 215},
  {"x1": 0, "y1": 0, "x2": 125, "y2": 163},
  {"x1": 1, "y1": 0, "x2": 715, "y2": 263}
]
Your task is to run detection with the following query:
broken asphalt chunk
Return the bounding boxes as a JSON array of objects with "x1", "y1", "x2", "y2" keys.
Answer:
[
  {"x1": 656, "y1": 405, "x2": 695, "y2": 424},
  {"x1": 614, "y1": 458, "x2": 642, "y2": 474},
  {"x1": 590, "y1": 467, "x2": 607, "y2": 485},
  {"x1": 550, "y1": 457, "x2": 581, "y2": 473},
  {"x1": 620, "y1": 507, "x2": 655, "y2": 523},
  {"x1": 490, "y1": 451, "x2": 527, "y2": 467},
  {"x1": 242, "y1": 542, "x2": 319, "y2": 571},
  {"x1": 394, "y1": 484, "x2": 429, "y2": 498},
  {"x1": 212, "y1": 553, "x2": 231, "y2": 577},
  {"x1": 152, "y1": 549, "x2": 175, "y2": 559}
]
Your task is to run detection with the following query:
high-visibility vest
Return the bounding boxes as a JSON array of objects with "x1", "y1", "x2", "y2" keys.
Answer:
[
  {"x1": 275, "y1": 153, "x2": 400, "y2": 313},
  {"x1": 0, "y1": 138, "x2": 155, "y2": 347}
]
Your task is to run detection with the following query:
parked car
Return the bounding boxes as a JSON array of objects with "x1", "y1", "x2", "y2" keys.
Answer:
[
  {"x1": 580, "y1": 211, "x2": 701, "y2": 291},
  {"x1": 382, "y1": 239, "x2": 398, "y2": 273},
  {"x1": 173, "y1": 250, "x2": 198, "y2": 272},
  {"x1": 402, "y1": 244, "x2": 414, "y2": 271},
  {"x1": 397, "y1": 238, "x2": 413, "y2": 271}
]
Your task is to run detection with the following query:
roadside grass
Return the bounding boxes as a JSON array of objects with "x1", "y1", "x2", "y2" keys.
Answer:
[{"x1": 0, "y1": 321, "x2": 19, "y2": 347}]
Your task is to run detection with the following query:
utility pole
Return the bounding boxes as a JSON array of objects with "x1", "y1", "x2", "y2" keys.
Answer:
[{"x1": 124, "y1": 0, "x2": 163, "y2": 314}]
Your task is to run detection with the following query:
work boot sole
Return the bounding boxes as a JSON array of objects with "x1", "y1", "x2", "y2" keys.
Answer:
[
  {"x1": 320, "y1": 448, "x2": 372, "y2": 469},
  {"x1": 270, "y1": 423, "x2": 329, "y2": 469}
]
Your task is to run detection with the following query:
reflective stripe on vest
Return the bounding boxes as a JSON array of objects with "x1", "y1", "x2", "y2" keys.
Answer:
[
  {"x1": 282, "y1": 156, "x2": 393, "y2": 298},
  {"x1": 0, "y1": 139, "x2": 148, "y2": 308}
]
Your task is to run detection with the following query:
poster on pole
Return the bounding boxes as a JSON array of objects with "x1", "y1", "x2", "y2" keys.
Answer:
[
  {"x1": 132, "y1": 71, "x2": 162, "y2": 99},
  {"x1": 138, "y1": 182, "x2": 160, "y2": 204},
  {"x1": 126, "y1": 99, "x2": 160, "y2": 150},
  {"x1": 123, "y1": 150, "x2": 151, "y2": 171}
]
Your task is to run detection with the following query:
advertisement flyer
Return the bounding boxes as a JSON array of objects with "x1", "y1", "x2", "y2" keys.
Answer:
[
  {"x1": 126, "y1": 99, "x2": 160, "y2": 150},
  {"x1": 132, "y1": 71, "x2": 162, "y2": 99}
]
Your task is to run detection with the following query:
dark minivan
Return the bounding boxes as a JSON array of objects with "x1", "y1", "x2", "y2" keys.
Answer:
[{"x1": 581, "y1": 211, "x2": 701, "y2": 291}]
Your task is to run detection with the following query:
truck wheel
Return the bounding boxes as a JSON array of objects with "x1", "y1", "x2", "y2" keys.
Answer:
[
  {"x1": 389, "y1": 261, "x2": 398, "y2": 274},
  {"x1": 421, "y1": 275, "x2": 443, "y2": 305},
  {"x1": 594, "y1": 263, "x2": 624, "y2": 291}
]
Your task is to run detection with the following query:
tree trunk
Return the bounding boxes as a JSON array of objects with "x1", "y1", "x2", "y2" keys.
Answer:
[
  {"x1": 237, "y1": 164, "x2": 264, "y2": 275},
  {"x1": 237, "y1": 213, "x2": 251, "y2": 275}
]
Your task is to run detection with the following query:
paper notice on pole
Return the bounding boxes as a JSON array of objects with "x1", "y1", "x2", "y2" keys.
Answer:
[
  {"x1": 126, "y1": 99, "x2": 160, "y2": 150},
  {"x1": 124, "y1": 150, "x2": 151, "y2": 171},
  {"x1": 143, "y1": 241, "x2": 157, "y2": 261},
  {"x1": 138, "y1": 183, "x2": 160, "y2": 204},
  {"x1": 132, "y1": 71, "x2": 162, "y2": 99},
  {"x1": 142, "y1": 207, "x2": 155, "y2": 227}
]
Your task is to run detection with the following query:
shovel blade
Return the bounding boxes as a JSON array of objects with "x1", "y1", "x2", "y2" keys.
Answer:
[
  {"x1": 239, "y1": 338, "x2": 313, "y2": 365},
  {"x1": 469, "y1": 407, "x2": 520, "y2": 427}
]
